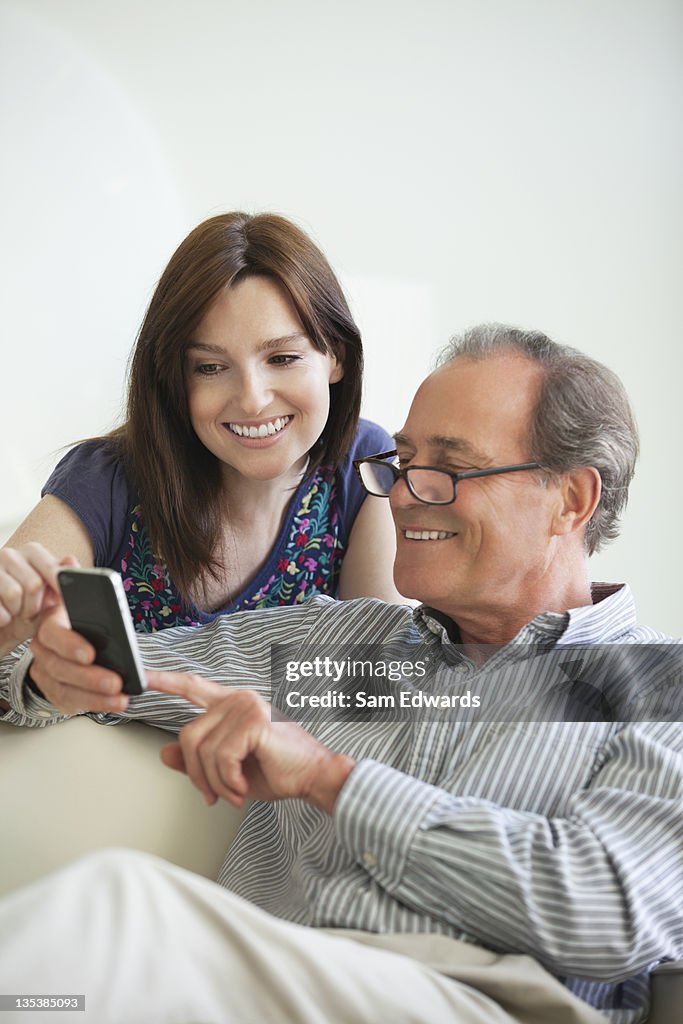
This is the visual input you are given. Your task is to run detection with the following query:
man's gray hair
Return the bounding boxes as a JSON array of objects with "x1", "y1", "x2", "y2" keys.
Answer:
[{"x1": 436, "y1": 324, "x2": 639, "y2": 555}]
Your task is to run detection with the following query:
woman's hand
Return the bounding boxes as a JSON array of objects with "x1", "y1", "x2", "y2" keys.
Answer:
[
  {"x1": 0, "y1": 543, "x2": 71, "y2": 657},
  {"x1": 28, "y1": 604, "x2": 129, "y2": 716}
]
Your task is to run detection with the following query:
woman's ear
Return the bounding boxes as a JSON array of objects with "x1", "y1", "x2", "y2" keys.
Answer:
[
  {"x1": 552, "y1": 467, "x2": 602, "y2": 538},
  {"x1": 328, "y1": 355, "x2": 344, "y2": 384}
]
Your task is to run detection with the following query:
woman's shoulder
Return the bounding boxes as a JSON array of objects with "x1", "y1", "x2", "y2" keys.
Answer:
[
  {"x1": 345, "y1": 418, "x2": 394, "y2": 462},
  {"x1": 318, "y1": 418, "x2": 393, "y2": 543},
  {"x1": 331, "y1": 418, "x2": 393, "y2": 491},
  {"x1": 43, "y1": 438, "x2": 129, "y2": 489},
  {"x1": 42, "y1": 438, "x2": 136, "y2": 565}
]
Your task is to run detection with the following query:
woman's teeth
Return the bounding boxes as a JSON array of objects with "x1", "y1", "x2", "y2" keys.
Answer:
[
  {"x1": 404, "y1": 530, "x2": 455, "y2": 541},
  {"x1": 229, "y1": 416, "x2": 291, "y2": 438}
]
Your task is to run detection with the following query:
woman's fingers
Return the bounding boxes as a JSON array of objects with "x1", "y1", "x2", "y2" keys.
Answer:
[
  {"x1": 30, "y1": 608, "x2": 128, "y2": 715},
  {"x1": 0, "y1": 543, "x2": 67, "y2": 633}
]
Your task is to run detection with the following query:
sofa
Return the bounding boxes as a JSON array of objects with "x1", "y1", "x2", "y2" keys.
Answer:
[
  {"x1": 0, "y1": 715, "x2": 245, "y2": 895},
  {"x1": 1, "y1": 716, "x2": 680, "y2": 1022}
]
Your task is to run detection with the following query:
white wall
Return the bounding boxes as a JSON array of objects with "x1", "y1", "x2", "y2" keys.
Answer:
[{"x1": 1, "y1": 0, "x2": 681, "y2": 634}]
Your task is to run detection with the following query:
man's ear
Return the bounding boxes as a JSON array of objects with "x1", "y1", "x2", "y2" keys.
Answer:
[{"x1": 552, "y1": 467, "x2": 602, "y2": 538}]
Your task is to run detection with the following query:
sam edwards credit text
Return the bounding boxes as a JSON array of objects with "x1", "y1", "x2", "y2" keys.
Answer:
[{"x1": 285, "y1": 690, "x2": 481, "y2": 710}]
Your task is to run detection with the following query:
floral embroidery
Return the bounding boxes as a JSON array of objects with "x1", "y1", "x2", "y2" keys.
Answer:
[{"x1": 118, "y1": 467, "x2": 344, "y2": 633}]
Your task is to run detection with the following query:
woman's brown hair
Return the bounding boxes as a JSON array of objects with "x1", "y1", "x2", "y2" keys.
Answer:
[{"x1": 105, "y1": 212, "x2": 363, "y2": 603}]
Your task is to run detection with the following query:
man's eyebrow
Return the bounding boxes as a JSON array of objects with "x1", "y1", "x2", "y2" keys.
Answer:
[
  {"x1": 392, "y1": 432, "x2": 490, "y2": 463},
  {"x1": 187, "y1": 333, "x2": 309, "y2": 356}
]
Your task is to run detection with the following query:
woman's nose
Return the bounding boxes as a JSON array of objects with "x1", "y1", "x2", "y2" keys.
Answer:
[{"x1": 235, "y1": 368, "x2": 273, "y2": 417}]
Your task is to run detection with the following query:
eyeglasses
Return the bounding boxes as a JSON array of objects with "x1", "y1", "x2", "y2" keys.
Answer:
[{"x1": 353, "y1": 450, "x2": 544, "y2": 506}]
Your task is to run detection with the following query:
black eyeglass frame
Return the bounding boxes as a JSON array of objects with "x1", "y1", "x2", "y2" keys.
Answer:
[{"x1": 352, "y1": 450, "x2": 545, "y2": 505}]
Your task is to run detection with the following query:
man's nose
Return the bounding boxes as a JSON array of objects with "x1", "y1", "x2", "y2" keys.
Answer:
[{"x1": 388, "y1": 475, "x2": 417, "y2": 511}]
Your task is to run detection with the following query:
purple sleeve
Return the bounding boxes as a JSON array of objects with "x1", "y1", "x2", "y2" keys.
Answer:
[
  {"x1": 334, "y1": 418, "x2": 394, "y2": 547},
  {"x1": 41, "y1": 442, "x2": 134, "y2": 567}
]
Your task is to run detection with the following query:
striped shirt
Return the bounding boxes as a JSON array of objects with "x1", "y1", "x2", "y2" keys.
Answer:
[{"x1": 2, "y1": 583, "x2": 682, "y2": 1023}]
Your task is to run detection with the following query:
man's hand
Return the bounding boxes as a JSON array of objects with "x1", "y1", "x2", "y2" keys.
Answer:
[
  {"x1": 0, "y1": 544, "x2": 71, "y2": 658},
  {"x1": 29, "y1": 604, "x2": 129, "y2": 715},
  {"x1": 150, "y1": 671, "x2": 356, "y2": 815}
]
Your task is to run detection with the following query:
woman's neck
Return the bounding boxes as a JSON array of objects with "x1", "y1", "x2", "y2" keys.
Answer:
[{"x1": 218, "y1": 455, "x2": 311, "y2": 524}]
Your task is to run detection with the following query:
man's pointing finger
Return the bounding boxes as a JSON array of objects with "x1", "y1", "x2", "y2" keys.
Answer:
[{"x1": 146, "y1": 670, "x2": 227, "y2": 709}]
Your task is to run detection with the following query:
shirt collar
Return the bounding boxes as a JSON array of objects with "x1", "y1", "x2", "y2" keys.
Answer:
[
  {"x1": 553, "y1": 582, "x2": 636, "y2": 646},
  {"x1": 414, "y1": 583, "x2": 636, "y2": 649}
]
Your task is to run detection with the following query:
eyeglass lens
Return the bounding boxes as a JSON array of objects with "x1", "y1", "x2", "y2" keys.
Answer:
[{"x1": 360, "y1": 463, "x2": 454, "y2": 503}]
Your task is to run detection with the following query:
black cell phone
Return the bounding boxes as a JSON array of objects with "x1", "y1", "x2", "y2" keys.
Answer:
[{"x1": 57, "y1": 567, "x2": 147, "y2": 695}]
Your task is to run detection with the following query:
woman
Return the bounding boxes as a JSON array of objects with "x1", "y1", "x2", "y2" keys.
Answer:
[{"x1": 0, "y1": 212, "x2": 401, "y2": 655}]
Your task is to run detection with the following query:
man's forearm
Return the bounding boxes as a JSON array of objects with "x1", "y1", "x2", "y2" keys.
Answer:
[{"x1": 332, "y1": 737, "x2": 683, "y2": 980}]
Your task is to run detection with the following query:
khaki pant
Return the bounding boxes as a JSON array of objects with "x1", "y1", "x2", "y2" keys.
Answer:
[{"x1": 0, "y1": 850, "x2": 606, "y2": 1024}]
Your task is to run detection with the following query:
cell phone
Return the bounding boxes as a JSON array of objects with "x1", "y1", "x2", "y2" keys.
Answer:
[{"x1": 57, "y1": 567, "x2": 147, "y2": 695}]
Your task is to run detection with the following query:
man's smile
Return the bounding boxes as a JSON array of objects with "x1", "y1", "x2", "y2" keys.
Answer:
[{"x1": 402, "y1": 529, "x2": 457, "y2": 541}]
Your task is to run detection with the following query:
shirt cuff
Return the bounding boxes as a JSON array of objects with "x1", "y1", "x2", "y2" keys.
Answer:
[
  {"x1": 2, "y1": 646, "x2": 65, "y2": 724},
  {"x1": 333, "y1": 758, "x2": 444, "y2": 888}
]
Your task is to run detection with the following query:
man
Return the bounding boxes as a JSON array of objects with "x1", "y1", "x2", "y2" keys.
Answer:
[{"x1": 1, "y1": 324, "x2": 681, "y2": 1024}]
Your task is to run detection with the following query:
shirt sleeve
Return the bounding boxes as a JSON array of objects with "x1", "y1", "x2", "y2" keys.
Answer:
[
  {"x1": 334, "y1": 419, "x2": 394, "y2": 547},
  {"x1": 0, "y1": 598, "x2": 333, "y2": 732},
  {"x1": 42, "y1": 442, "x2": 133, "y2": 566},
  {"x1": 333, "y1": 722, "x2": 683, "y2": 981},
  {"x1": 0, "y1": 645, "x2": 72, "y2": 728}
]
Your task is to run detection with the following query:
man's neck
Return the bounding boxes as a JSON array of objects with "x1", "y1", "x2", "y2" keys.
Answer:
[{"x1": 447, "y1": 577, "x2": 594, "y2": 647}]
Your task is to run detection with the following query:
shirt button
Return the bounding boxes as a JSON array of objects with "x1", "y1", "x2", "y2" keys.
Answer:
[
  {"x1": 36, "y1": 709, "x2": 53, "y2": 719},
  {"x1": 362, "y1": 851, "x2": 377, "y2": 868}
]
